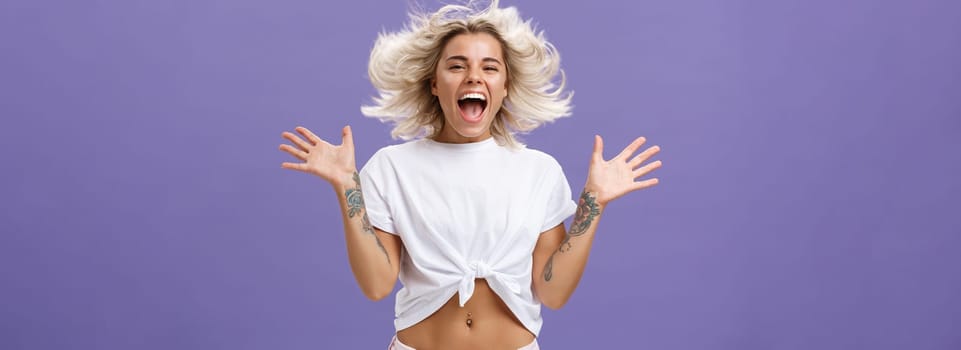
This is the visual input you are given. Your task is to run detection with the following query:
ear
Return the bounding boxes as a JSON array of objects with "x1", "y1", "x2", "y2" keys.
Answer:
[{"x1": 430, "y1": 78, "x2": 438, "y2": 96}]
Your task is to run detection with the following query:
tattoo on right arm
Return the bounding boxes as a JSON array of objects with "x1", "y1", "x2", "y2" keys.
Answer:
[{"x1": 346, "y1": 172, "x2": 390, "y2": 264}]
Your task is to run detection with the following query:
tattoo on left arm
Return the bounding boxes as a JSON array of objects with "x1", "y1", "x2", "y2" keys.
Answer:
[{"x1": 543, "y1": 190, "x2": 600, "y2": 282}]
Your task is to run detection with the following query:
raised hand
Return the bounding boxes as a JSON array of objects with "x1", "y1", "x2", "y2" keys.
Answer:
[
  {"x1": 585, "y1": 135, "x2": 662, "y2": 206},
  {"x1": 279, "y1": 125, "x2": 357, "y2": 187}
]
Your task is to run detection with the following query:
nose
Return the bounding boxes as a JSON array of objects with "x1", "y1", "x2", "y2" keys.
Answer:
[{"x1": 466, "y1": 68, "x2": 483, "y2": 85}]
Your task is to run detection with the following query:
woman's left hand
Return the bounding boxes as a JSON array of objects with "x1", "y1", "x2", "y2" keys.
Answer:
[{"x1": 585, "y1": 135, "x2": 662, "y2": 206}]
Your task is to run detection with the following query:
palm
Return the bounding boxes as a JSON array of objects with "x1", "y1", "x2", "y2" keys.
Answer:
[
  {"x1": 279, "y1": 126, "x2": 357, "y2": 186},
  {"x1": 585, "y1": 135, "x2": 662, "y2": 205}
]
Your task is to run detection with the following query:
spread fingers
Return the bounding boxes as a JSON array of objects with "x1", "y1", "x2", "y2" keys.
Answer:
[
  {"x1": 295, "y1": 126, "x2": 324, "y2": 146},
  {"x1": 279, "y1": 143, "x2": 308, "y2": 160},
  {"x1": 282, "y1": 131, "x2": 313, "y2": 151},
  {"x1": 629, "y1": 145, "x2": 661, "y2": 169},
  {"x1": 632, "y1": 159, "x2": 662, "y2": 178},
  {"x1": 615, "y1": 136, "x2": 646, "y2": 161}
]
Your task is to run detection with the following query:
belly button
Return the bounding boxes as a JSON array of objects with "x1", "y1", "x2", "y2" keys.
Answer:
[{"x1": 466, "y1": 312, "x2": 473, "y2": 328}]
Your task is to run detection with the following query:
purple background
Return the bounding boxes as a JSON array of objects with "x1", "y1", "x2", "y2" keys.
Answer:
[{"x1": 2, "y1": 0, "x2": 959, "y2": 349}]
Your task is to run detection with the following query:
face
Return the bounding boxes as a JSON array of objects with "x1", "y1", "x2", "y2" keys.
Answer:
[{"x1": 431, "y1": 32, "x2": 508, "y2": 143}]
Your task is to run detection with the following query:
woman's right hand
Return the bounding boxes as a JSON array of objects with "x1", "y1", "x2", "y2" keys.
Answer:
[{"x1": 279, "y1": 125, "x2": 357, "y2": 187}]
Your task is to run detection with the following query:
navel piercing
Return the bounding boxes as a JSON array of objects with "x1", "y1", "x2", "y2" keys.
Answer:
[{"x1": 466, "y1": 312, "x2": 473, "y2": 327}]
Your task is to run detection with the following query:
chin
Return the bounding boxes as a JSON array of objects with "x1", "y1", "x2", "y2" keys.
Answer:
[
  {"x1": 458, "y1": 119, "x2": 494, "y2": 137},
  {"x1": 442, "y1": 112, "x2": 492, "y2": 138}
]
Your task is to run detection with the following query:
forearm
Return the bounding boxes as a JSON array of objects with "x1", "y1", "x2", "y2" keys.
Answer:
[
  {"x1": 538, "y1": 190, "x2": 604, "y2": 308},
  {"x1": 334, "y1": 171, "x2": 395, "y2": 300}
]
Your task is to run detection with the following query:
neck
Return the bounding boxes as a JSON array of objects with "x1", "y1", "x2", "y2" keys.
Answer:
[{"x1": 433, "y1": 127, "x2": 493, "y2": 144}]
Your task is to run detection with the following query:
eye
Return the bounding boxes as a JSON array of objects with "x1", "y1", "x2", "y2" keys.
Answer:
[
  {"x1": 449, "y1": 64, "x2": 465, "y2": 71},
  {"x1": 484, "y1": 66, "x2": 499, "y2": 72}
]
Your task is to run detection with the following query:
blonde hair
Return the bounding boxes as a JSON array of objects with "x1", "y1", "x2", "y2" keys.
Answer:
[{"x1": 360, "y1": 0, "x2": 572, "y2": 147}]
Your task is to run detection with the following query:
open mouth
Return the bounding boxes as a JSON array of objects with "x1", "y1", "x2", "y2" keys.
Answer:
[{"x1": 457, "y1": 93, "x2": 487, "y2": 123}]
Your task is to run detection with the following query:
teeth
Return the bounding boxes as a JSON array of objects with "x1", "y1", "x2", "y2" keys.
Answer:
[{"x1": 458, "y1": 93, "x2": 486, "y2": 101}]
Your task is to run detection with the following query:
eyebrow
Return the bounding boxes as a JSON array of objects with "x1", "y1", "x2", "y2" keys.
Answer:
[{"x1": 445, "y1": 55, "x2": 503, "y2": 65}]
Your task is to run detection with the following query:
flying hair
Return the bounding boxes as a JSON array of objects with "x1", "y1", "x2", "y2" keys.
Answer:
[{"x1": 360, "y1": 0, "x2": 573, "y2": 147}]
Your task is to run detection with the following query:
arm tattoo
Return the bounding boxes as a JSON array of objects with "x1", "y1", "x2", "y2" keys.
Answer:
[
  {"x1": 346, "y1": 172, "x2": 390, "y2": 264},
  {"x1": 569, "y1": 190, "x2": 601, "y2": 237},
  {"x1": 543, "y1": 253, "x2": 556, "y2": 282},
  {"x1": 543, "y1": 190, "x2": 600, "y2": 282}
]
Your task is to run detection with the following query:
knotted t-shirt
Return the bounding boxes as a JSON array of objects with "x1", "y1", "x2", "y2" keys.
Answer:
[{"x1": 359, "y1": 137, "x2": 577, "y2": 336}]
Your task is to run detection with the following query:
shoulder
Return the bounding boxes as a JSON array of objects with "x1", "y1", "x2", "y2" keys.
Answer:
[
  {"x1": 508, "y1": 145, "x2": 564, "y2": 171},
  {"x1": 362, "y1": 139, "x2": 423, "y2": 175},
  {"x1": 368, "y1": 139, "x2": 424, "y2": 161}
]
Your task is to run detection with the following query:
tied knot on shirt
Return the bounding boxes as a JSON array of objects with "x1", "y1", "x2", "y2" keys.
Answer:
[
  {"x1": 458, "y1": 261, "x2": 522, "y2": 307},
  {"x1": 471, "y1": 261, "x2": 493, "y2": 278}
]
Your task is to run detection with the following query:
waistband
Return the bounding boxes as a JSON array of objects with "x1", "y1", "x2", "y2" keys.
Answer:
[{"x1": 389, "y1": 335, "x2": 540, "y2": 349}]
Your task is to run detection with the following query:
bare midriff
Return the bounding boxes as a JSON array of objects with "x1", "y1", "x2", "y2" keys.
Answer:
[{"x1": 396, "y1": 279, "x2": 535, "y2": 350}]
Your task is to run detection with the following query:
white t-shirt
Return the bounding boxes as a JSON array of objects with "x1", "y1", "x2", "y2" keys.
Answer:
[{"x1": 359, "y1": 136, "x2": 577, "y2": 336}]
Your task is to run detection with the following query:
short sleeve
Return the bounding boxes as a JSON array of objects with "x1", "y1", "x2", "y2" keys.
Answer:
[
  {"x1": 540, "y1": 160, "x2": 578, "y2": 233},
  {"x1": 359, "y1": 148, "x2": 397, "y2": 234}
]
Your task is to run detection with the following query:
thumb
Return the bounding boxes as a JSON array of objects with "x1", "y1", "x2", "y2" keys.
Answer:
[
  {"x1": 342, "y1": 125, "x2": 354, "y2": 149},
  {"x1": 592, "y1": 134, "x2": 604, "y2": 162}
]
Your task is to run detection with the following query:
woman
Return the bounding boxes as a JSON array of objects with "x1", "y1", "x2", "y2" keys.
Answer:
[{"x1": 279, "y1": 1, "x2": 662, "y2": 349}]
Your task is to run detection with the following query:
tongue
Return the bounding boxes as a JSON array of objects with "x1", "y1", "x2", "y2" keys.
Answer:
[{"x1": 459, "y1": 100, "x2": 484, "y2": 121}]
